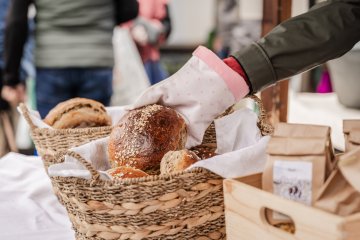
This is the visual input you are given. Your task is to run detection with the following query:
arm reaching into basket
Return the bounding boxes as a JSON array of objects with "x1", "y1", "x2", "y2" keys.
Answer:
[
  {"x1": 224, "y1": 0, "x2": 360, "y2": 93},
  {"x1": 130, "y1": 46, "x2": 250, "y2": 149},
  {"x1": 131, "y1": 1, "x2": 360, "y2": 148}
]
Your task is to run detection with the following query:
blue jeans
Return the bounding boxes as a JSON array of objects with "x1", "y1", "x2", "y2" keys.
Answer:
[
  {"x1": 36, "y1": 68, "x2": 113, "y2": 118},
  {"x1": 144, "y1": 60, "x2": 168, "y2": 85}
]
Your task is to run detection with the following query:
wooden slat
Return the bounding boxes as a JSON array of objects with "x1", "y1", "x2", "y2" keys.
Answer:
[
  {"x1": 234, "y1": 172, "x2": 262, "y2": 189},
  {"x1": 260, "y1": 0, "x2": 292, "y2": 125}
]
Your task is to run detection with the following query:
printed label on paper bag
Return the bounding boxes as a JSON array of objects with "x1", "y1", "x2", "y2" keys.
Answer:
[{"x1": 273, "y1": 160, "x2": 312, "y2": 219}]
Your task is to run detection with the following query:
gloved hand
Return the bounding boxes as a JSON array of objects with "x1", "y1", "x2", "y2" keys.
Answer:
[{"x1": 129, "y1": 46, "x2": 250, "y2": 148}]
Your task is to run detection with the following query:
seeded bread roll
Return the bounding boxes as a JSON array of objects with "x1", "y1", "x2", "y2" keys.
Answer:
[
  {"x1": 160, "y1": 149, "x2": 199, "y2": 175},
  {"x1": 107, "y1": 166, "x2": 148, "y2": 179},
  {"x1": 43, "y1": 98, "x2": 112, "y2": 129},
  {"x1": 108, "y1": 104, "x2": 187, "y2": 172}
]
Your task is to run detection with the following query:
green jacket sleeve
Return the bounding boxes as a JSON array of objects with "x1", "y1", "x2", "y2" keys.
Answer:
[{"x1": 232, "y1": 0, "x2": 360, "y2": 93}]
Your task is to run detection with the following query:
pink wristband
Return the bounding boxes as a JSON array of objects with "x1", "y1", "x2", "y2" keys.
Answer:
[{"x1": 193, "y1": 46, "x2": 250, "y2": 101}]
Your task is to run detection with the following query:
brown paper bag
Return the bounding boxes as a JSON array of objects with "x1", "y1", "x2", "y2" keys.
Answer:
[
  {"x1": 263, "y1": 123, "x2": 334, "y2": 224},
  {"x1": 315, "y1": 148, "x2": 360, "y2": 216},
  {"x1": 274, "y1": 122, "x2": 335, "y2": 178},
  {"x1": 343, "y1": 120, "x2": 360, "y2": 152},
  {"x1": 264, "y1": 137, "x2": 328, "y2": 205},
  {"x1": 274, "y1": 122, "x2": 331, "y2": 139}
]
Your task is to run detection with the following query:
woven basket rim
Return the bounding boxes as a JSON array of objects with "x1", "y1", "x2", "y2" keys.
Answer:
[
  {"x1": 111, "y1": 167, "x2": 213, "y2": 184},
  {"x1": 32, "y1": 125, "x2": 113, "y2": 134},
  {"x1": 54, "y1": 151, "x2": 216, "y2": 186}
]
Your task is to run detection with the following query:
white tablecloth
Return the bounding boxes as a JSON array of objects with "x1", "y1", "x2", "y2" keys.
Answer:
[{"x1": 0, "y1": 153, "x2": 75, "y2": 240}]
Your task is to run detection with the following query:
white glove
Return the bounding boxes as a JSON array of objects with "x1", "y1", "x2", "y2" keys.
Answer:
[{"x1": 129, "y1": 46, "x2": 249, "y2": 148}]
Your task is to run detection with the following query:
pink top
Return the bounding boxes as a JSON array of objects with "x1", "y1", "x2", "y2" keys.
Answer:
[{"x1": 136, "y1": 0, "x2": 169, "y2": 62}]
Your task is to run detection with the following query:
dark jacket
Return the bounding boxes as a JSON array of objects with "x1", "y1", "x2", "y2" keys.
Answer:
[{"x1": 232, "y1": 0, "x2": 360, "y2": 93}]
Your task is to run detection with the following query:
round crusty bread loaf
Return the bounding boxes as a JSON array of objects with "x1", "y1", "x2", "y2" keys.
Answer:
[
  {"x1": 108, "y1": 104, "x2": 187, "y2": 172},
  {"x1": 160, "y1": 149, "x2": 199, "y2": 175},
  {"x1": 43, "y1": 97, "x2": 112, "y2": 129},
  {"x1": 107, "y1": 166, "x2": 148, "y2": 179}
]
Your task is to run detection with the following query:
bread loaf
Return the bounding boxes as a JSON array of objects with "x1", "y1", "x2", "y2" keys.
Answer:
[
  {"x1": 44, "y1": 98, "x2": 112, "y2": 129},
  {"x1": 160, "y1": 149, "x2": 199, "y2": 175},
  {"x1": 108, "y1": 104, "x2": 187, "y2": 172},
  {"x1": 107, "y1": 166, "x2": 148, "y2": 179}
]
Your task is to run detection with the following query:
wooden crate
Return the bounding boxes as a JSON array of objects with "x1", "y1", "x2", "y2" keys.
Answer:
[{"x1": 223, "y1": 173, "x2": 360, "y2": 240}]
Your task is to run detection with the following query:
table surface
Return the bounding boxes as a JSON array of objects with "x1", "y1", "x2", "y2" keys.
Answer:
[
  {"x1": 0, "y1": 153, "x2": 75, "y2": 240},
  {"x1": 288, "y1": 91, "x2": 360, "y2": 151}
]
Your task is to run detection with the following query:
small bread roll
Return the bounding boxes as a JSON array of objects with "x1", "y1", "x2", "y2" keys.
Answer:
[
  {"x1": 107, "y1": 166, "x2": 148, "y2": 180},
  {"x1": 160, "y1": 149, "x2": 199, "y2": 175},
  {"x1": 43, "y1": 97, "x2": 111, "y2": 129},
  {"x1": 108, "y1": 104, "x2": 187, "y2": 172}
]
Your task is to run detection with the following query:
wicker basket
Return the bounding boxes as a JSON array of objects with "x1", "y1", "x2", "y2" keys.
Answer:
[
  {"x1": 50, "y1": 95, "x2": 273, "y2": 240},
  {"x1": 53, "y1": 151, "x2": 225, "y2": 240},
  {"x1": 19, "y1": 103, "x2": 113, "y2": 168}
]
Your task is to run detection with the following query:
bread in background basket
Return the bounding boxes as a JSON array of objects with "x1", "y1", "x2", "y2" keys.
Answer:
[
  {"x1": 18, "y1": 98, "x2": 116, "y2": 168},
  {"x1": 43, "y1": 98, "x2": 112, "y2": 129}
]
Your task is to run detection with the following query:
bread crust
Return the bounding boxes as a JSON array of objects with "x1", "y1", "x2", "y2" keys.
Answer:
[
  {"x1": 43, "y1": 98, "x2": 111, "y2": 129},
  {"x1": 107, "y1": 166, "x2": 148, "y2": 179},
  {"x1": 108, "y1": 104, "x2": 187, "y2": 172},
  {"x1": 160, "y1": 149, "x2": 199, "y2": 175}
]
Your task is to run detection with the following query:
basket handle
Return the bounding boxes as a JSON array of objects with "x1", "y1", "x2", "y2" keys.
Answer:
[
  {"x1": 66, "y1": 150, "x2": 101, "y2": 182},
  {"x1": 247, "y1": 95, "x2": 274, "y2": 136},
  {"x1": 18, "y1": 103, "x2": 37, "y2": 130}
]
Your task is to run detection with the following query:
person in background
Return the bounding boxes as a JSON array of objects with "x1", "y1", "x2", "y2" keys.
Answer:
[
  {"x1": 2, "y1": 0, "x2": 139, "y2": 118},
  {"x1": 213, "y1": 0, "x2": 240, "y2": 59},
  {"x1": 0, "y1": 0, "x2": 13, "y2": 155},
  {"x1": 316, "y1": 64, "x2": 333, "y2": 93},
  {"x1": 213, "y1": 0, "x2": 262, "y2": 60},
  {"x1": 0, "y1": 0, "x2": 35, "y2": 156},
  {"x1": 0, "y1": 0, "x2": 12, "y2": 114},
  {"x1": 126, "y1": 0, "x2": 172, "y2": 85}
]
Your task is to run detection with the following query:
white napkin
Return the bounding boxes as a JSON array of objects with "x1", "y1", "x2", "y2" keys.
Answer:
[
  {"x1": 189, "y1": 136, "x2": 270, "y2": 178},
  {"x1": 48, "y1": 107, "x2": 268, "y2": 179},
  {"x1": 215, "y1": 108, "x2": 261, "y2": 154},
  {"x1": 48, "y1": 137, "x2": 112, "y2": 180},
  {"x1": 189, "y1": 108, "x2": 269, "y2": 178},
  {"x1": 17, "y1": 105, "x2": 129, "y2": 128},
  {"x1": 0, "y1": 153, "x2": 75, "y2": 240}
]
